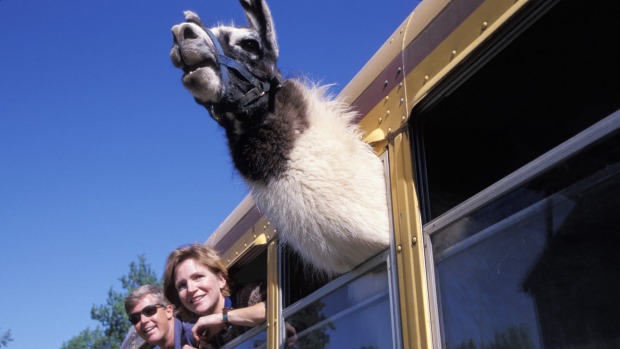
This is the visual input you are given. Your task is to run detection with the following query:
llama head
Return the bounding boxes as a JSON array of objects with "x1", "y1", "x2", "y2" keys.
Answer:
[{"x1": 170, "y1": 0, "x2": 282, "y2": 127}]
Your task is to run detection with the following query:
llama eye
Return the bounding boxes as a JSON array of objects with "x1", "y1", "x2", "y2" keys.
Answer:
[{"x1": 239, "y1": 39, "x2": 260, "y2": 54}]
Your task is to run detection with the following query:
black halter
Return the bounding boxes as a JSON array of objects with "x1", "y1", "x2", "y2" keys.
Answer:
[{"x1": 203, "y1": 27, "x2": 282, "y2": 121}]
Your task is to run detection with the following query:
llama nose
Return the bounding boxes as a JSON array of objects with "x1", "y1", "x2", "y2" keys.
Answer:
[
  {"x1": 171, "y1": 23, "x2": 201, "y2": 68},
  {"x1": 171, "y1": 23, "x2": 200, "y2": 45}
]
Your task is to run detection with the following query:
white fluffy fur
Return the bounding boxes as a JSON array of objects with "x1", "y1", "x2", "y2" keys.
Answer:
[{"x1": 250, "y1": 80, "x2": 390, "y2": 275}]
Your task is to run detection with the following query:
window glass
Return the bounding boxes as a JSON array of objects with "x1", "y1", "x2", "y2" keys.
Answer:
[
  {"x1": 282, "y1": 247, "x2": 332, "y2": 307},
  {"x1": 432, "y1": 128, "x2": 620, "y2": 348},
  {"x1": 221, "y1": 327, "x2": 267, "y2": 349},
  {"x1": 413, "y1": 0, "x2": 620, "y2": 221},
  {"x1": 284, "y1": 263, "x2": 393, "y2": 349}
]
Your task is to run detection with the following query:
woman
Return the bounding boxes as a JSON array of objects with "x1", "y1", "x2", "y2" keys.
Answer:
[{"x1": 163, "y1": 243, "x2": 266, "y2": 348}]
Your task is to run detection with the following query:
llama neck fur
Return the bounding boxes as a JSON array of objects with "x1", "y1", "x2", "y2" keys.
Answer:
[{"x1": 238, "y1": 79, "x2": 390, "y2": 275}]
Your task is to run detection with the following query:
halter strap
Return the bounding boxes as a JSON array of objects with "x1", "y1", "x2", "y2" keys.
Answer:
[{"x1": 203, "y1": 27, "x2": 281, "y2": 118}]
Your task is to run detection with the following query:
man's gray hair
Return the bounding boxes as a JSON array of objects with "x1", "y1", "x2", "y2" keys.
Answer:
[{"x1": 124, "y1": 284, "x2": 169, "y2": 313}]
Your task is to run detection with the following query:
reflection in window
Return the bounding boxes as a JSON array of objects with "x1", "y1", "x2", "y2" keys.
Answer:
[
  {"x1": 220, "y1": 327, "x2": 266, "y2": 349},
  {"x1": 432, "y1": 130, "x2": 620, "y2": 348},
  {"x1": 284, "y1": 263, "x2": 393, "y2": 349}
]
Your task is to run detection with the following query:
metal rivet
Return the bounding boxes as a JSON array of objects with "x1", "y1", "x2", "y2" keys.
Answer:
[
  {"x1": 384, "y1": 80, "x2": 389, "y2": 86},
  {"x1": 412, "y1": 237, "x2": 417, "y2": 245},
  {"x1": 378, "y1": 117, "x2": 383, "y2": 124},
  {"x1": 397, "y1": 245, "x2": 402, "y2": 252},
  {"x1": 482, "y1": 21, "x2": 488, "y2": 31}
]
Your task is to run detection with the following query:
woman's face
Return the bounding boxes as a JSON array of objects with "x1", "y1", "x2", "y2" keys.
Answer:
[{"x1": 174, "y1": 258, "x2": 226, "y2": 316}]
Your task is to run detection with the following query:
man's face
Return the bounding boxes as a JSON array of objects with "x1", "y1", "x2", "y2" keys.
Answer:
[{"x1": 129, "y1": 294, "x2": 174, "y2": 346}]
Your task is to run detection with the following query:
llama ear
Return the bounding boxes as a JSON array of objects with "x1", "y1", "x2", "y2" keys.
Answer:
[
  {"x1": 183, "y1": 10, "x2": 204, "y2": 27},
  {"x1": 239, "y1": 0, "x2": 279, "y2": 59}
]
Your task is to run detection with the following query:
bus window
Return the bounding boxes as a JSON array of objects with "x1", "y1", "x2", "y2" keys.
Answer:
[
  {"x1": 432, "y1": 113, "x2": 620, "y2": 348},
  {"x1": 412, "y1": 0, "x2": 620, "y2": 222},
  {"x1": 281, "y1": 246, "x2": 332, "y2": 308},
  {"x1": 229, "y1": 248, "x2": 267, "y2": 288},
  {"x1": 220, "y1": 249, "x2": 268, "y2": 349},
  {"x1": 410, "y1": 1, "x2": 620, "y2": 347},
  {"x1": 282, "y1": 253, "x2": 394, "y2": 349},
  {"x1": 410, "y1": 1, "x2": 620, "y2": 349}
]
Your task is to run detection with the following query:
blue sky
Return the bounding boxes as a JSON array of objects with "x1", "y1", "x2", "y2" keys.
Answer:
[{"x1": 0, "y1": 0, "x2": 417, "y2": 348}]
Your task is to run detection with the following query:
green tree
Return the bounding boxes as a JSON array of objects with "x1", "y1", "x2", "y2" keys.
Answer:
[
  {"x1": 0, "y1": 328, "x2": 13, "y2": 348},
  {"x1": 60, "y1": 255, "x2": 159, "y2": 349},
  {"x1": 60, "y1": 328, "x2": 105, "y2": 349}
]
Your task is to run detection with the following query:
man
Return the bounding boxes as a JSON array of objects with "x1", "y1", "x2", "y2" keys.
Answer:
[{"x1": 125, "y1": 284, "x2": 196, "y2": 349}]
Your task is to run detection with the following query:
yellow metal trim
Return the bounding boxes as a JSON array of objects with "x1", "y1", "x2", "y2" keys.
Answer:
[
  {"x1": 266, "y1": 240, "x2": 280, "y2": 349},
  {"x1": 388, "y1": 131, "x2": 433, "y2": 349},
  {"x1": 220, "y1": 217, "x2": 275, "y2": 268},
  {"x1": 359, "y1": 82, "x2": 408, "y2": 153},
  {"x1": 405, "y1": 0, "x2": 530, "y2": 112}
]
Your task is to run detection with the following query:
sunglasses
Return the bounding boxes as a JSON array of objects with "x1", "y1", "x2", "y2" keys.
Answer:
[{"x1": 128, "y1": 304, "x2": 166, "y2": 325}]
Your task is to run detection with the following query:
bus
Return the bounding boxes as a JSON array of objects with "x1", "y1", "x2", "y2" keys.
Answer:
[{"x1": 123, "y1": 0, "x2": 620, "y2": 347}]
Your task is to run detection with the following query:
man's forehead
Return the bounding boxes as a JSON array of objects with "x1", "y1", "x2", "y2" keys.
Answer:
[{"x1": 132, "y1": 294, "x2": 157, "y2": 311}]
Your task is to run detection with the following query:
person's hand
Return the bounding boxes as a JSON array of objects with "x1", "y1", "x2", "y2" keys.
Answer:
[
  {"x1": 285, "y1": 322, "x2": 298, "y2": 347},
  {"x1": 192, "y1": 313, "x2": 223, "y2": 344}
]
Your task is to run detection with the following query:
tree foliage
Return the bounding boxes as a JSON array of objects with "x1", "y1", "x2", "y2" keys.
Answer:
[
  {"x1": 288, "y1": 301, "x2": 334, "y2": 349},
  {"x1": 60, "y1": 328, "x2": 105, "y2": 349},
  {"x1": 483, "y1": 325, "x2": 534, "y2": 349},
  {"x1": 0, "y1": 328, "x2": 13, "y2": 348},
  {"x1": 60, "y1": 255, "x2": 159, "y2": 349},
  {"x1": 451, "y1": 324, "x2": 534, "y2": 349}
]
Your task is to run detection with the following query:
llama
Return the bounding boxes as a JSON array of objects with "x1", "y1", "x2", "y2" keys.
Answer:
[{"x1": 170, "y1": 0, "x2": 389, "y2": 276}]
